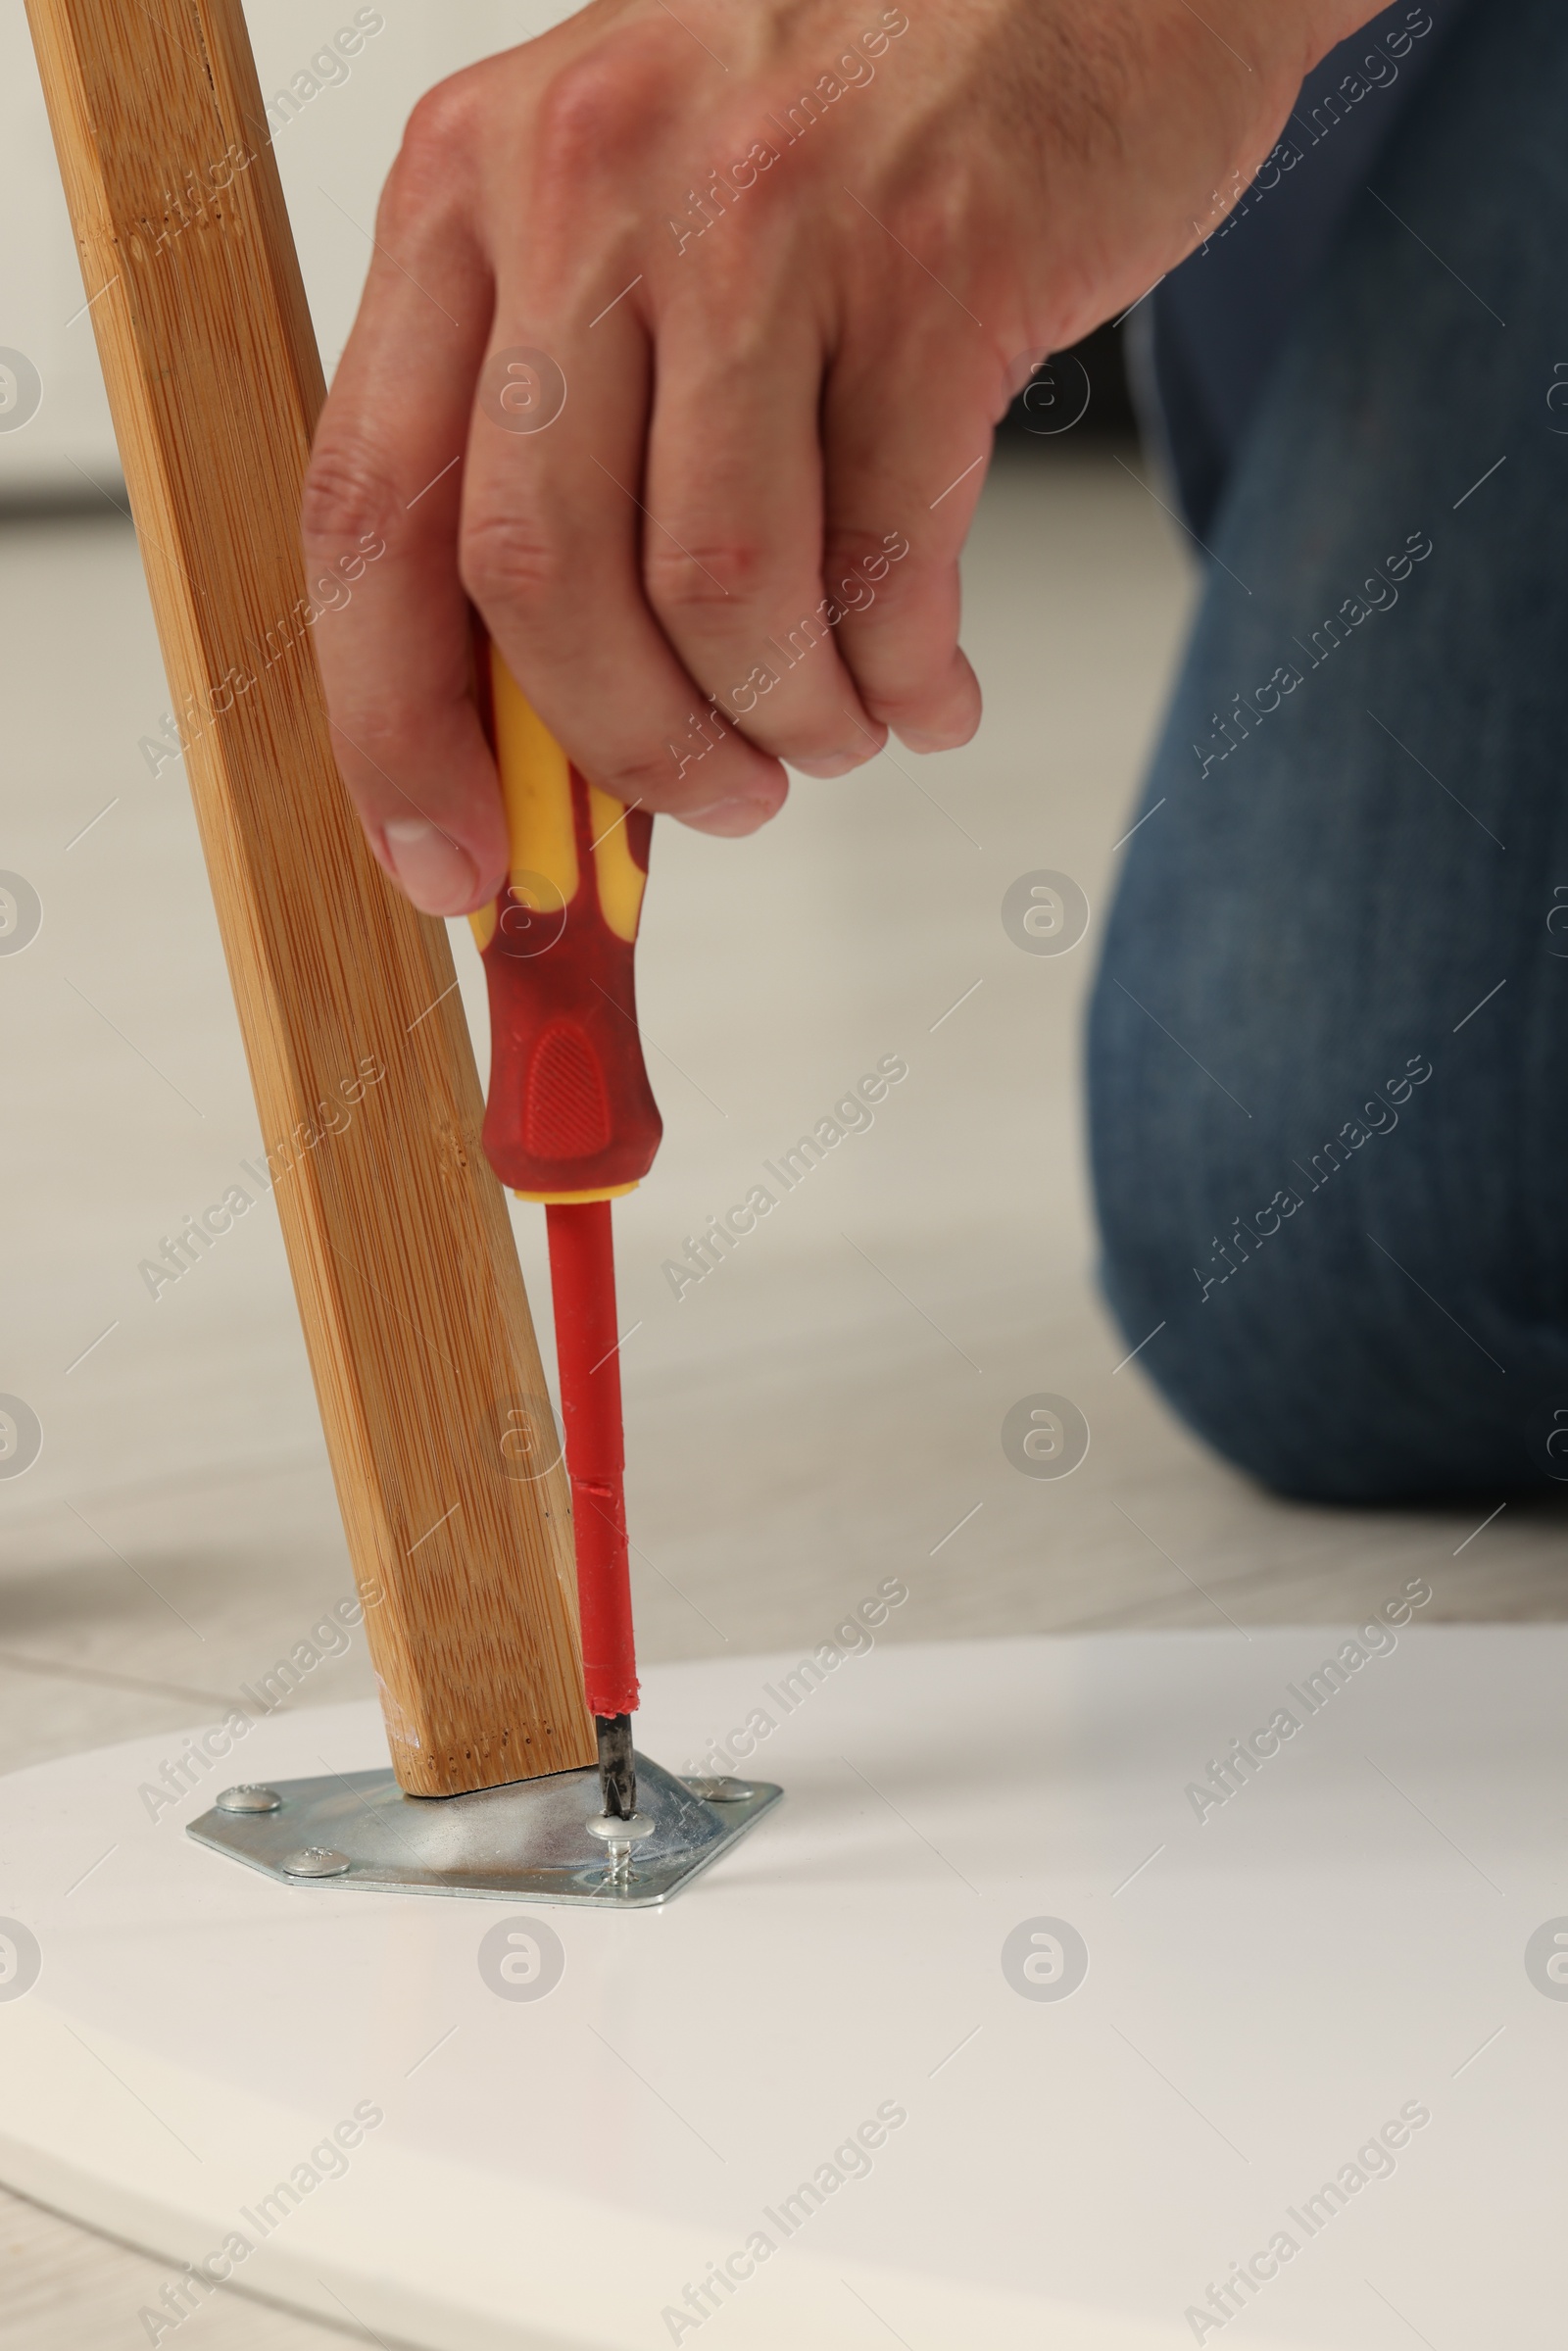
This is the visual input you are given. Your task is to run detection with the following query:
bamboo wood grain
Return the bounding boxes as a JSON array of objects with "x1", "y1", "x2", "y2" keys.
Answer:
[{"x1": 25, "y1": 0, "x2": 596, "y2": 1794}]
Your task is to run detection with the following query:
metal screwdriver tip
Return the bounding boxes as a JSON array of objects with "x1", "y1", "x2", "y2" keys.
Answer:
[{"x1": 596, "y1": 1711, "x2": 636, "y2": 1820}]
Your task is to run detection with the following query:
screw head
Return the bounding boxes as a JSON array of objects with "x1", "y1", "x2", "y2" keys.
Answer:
[
  {"x1": 682, "y1": 1776, "x2": 755, "y2": 1804},
  {"x1": 282, "y1": 1846, "x2": 350, "y2": 1878},
  {"x1": 217, "y1": 1786, "x2": 282, "y2": 1814},
  {"x1": 585, "y1": 1812, "x2": 656, "y2": 1844}
]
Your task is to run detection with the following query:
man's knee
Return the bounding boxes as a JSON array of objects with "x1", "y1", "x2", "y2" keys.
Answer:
[{"x1": 1089, "y1": 973, "x2": 1552, "y2": 1504}]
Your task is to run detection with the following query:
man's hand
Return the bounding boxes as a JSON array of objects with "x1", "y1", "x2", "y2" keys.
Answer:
[{"x1": 304, "y1": 0, "x2": 1380, "y2": 914}]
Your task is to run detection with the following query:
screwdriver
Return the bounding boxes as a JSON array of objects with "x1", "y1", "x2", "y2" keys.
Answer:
[{"x1": 470, "y1": 635, "x2": 662, "y2": 1821}]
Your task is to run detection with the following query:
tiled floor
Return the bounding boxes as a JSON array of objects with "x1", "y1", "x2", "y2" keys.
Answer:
[{"x1": 2, "y1": 447, "x2": 1561, "y2": 2344}]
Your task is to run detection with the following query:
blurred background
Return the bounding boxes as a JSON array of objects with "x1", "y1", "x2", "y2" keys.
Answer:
[
  {"x1": 4, "y1": 0, "x2": 1555, "y2": 1766},
  {"x1": 2, "y1": 6, "x2": 1562, "y2": 2333},
  {"x1": 0, "y1": 0, "x2": 1137, "y2": 507}
]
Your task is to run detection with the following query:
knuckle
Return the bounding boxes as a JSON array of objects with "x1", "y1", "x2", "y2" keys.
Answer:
[
  {"x1": 331, "y1": 697, "x2": 425, "y2": 768},
  {"x1": 822, "y1": 529, "x2": 919, "y2": 615},
  {"x1": 386, "y1": 74, "x2": 481, "y2": 227},
  {"x1": 644, "y1": 537, "x2": 772, "y2": 616},
  {"x1": 459, "y1": 512, "x2": 567, "y2": 610},
  {"x1": 302, "y1": 435, "x2": 401, "y2": 555},
  {"x1": 534, "y1": 41, "x2": 672, "y2": 182}
]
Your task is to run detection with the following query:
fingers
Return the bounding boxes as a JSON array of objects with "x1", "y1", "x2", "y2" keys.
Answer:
[
  {"x1": 818, "y1": 324, "x2": 992, "y2": 756},
  {"x1": 639, "y1": 301, "x2": 887, "y2": 782},
  {"x1": 303, "y1": 90, "x2": 503, "y2": 914},
  {"x1": 460, "y1": 282, "x2": 981, "y2": 845},
  {"x1": 458, "y1": 298, "x2": 791, "y2": 840}
]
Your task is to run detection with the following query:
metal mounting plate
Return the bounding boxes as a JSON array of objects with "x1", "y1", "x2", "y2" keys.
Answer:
[{"x1": 186, "y1": 1754, "x2": 780, "y2": 1908}]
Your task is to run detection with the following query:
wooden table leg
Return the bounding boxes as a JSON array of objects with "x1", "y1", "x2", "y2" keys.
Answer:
[{"x1": 25, "y1": 0, "x2": 596, "y2": 1795}]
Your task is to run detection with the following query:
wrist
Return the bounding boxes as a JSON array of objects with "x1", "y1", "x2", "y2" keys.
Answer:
[{"x1": 1202, "y1": 0, "x2": 1406, "y2": 86}]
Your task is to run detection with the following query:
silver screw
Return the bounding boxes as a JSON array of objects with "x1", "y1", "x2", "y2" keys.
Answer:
[
  {"x1": 217, "y1": 1786, "x2": 282, "y2": 1814},
  {"x1": 681, "y1": 1776, "x2": 755, "y2": 1804},
  {"x1": 585, "y1": 1810, "x2": 655, "y2": 1887},
  {"x1": 281, "y1": 1846, "x2": 350, "y2": 1878}
]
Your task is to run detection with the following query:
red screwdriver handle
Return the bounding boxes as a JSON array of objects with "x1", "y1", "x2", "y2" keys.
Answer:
[{"x1": 473, "y1": 639, "x2": 662, "y2": 1201}]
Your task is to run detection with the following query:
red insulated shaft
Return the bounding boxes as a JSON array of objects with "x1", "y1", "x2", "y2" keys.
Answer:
[{"x1": 545, "y1": 1199, "x2": 638, "y2": 1720}]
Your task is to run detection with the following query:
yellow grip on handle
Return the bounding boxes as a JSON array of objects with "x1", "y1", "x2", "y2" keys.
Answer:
[{"x1": 471, "y1": 646, "x2": 646, "y2": 953}]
